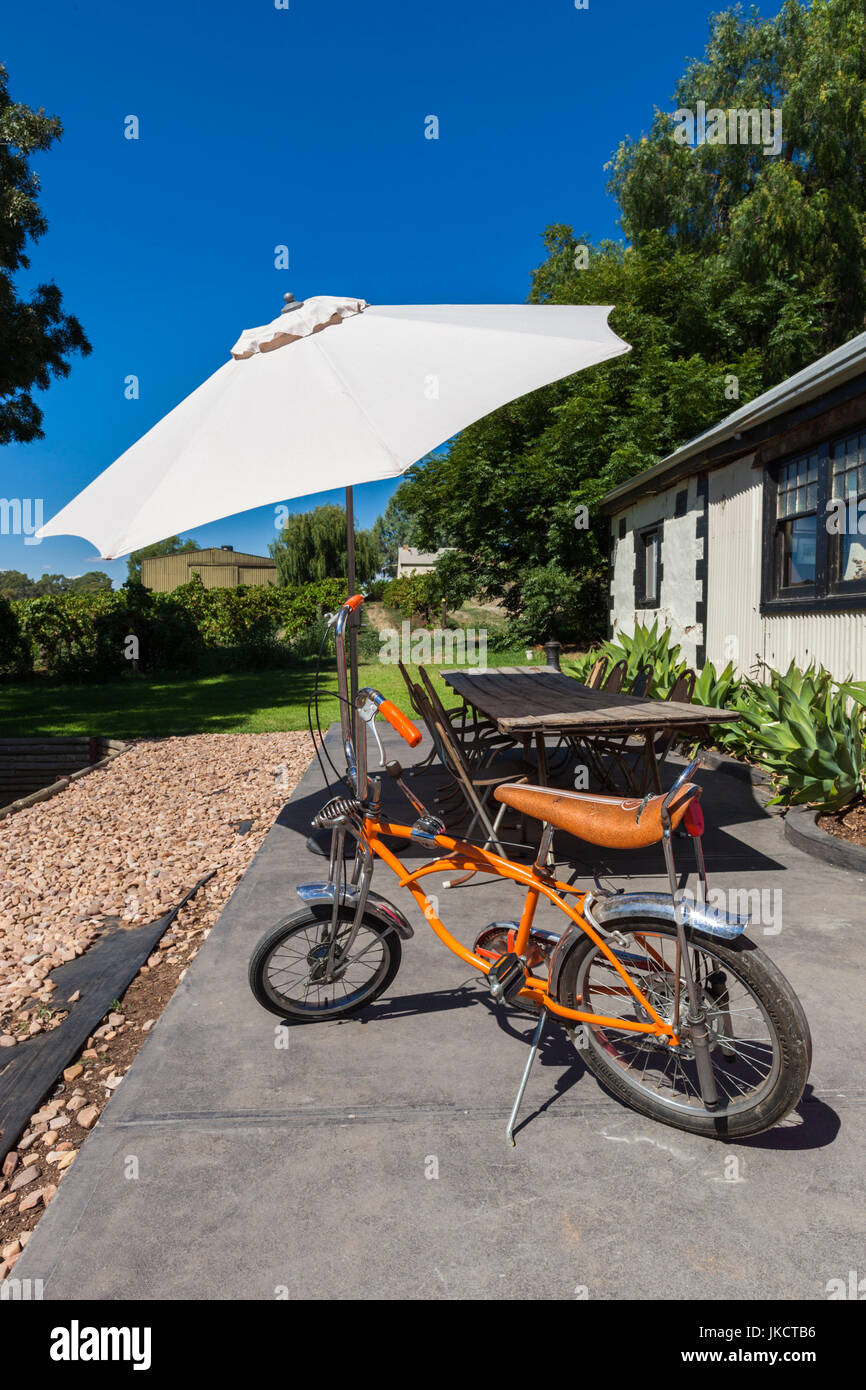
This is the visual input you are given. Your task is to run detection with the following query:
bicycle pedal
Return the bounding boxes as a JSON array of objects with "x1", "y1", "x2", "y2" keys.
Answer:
[{"x1": 486, "y1": 951, "x2": 528, "y2": 1005}]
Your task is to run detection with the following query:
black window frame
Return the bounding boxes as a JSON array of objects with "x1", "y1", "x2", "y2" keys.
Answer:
[
  {"x1": 635, "y1": 521, "x2": 662, "y2": 609},
  {"x1": 761, "y1": 429, "x2": 866, "y2": 615}
]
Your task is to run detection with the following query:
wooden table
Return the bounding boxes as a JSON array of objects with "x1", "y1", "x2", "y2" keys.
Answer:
[{"x1": 441, "y1": 666, "x2": 740, "y2": 795}]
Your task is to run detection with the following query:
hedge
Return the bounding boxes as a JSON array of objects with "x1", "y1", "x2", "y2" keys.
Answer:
[{"x1": 4, "y1": 574, "x2": 350, "y2": 682}]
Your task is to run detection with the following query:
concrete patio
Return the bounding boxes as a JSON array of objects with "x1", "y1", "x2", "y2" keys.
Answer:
[{"x1": 13, "y1": 726, "x2": 865, "y2": 1300}]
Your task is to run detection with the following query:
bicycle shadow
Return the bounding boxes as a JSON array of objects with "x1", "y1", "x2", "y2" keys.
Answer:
[
  {"x1": 273, "y1": 982, "x2": 838, "y2": 1151},
  {"x1": 506, "y1": 1034, "x2": 839, "y2": 1150}
]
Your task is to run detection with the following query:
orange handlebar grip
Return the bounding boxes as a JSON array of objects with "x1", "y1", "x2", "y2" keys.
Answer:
[
  {"x1": 379, "y1": 699, "x2": 422, "y2": 748},
  {"x1": 345, "y1": 594, "x2": 365, "y2": 611}
]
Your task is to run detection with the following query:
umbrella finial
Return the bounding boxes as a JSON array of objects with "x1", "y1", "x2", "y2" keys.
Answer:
[{"x1": 281, "y1": 292, "x2": 304, "y2": 315}]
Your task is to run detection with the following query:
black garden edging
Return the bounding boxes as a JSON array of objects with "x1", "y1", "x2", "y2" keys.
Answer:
[
  {"x1": 0, "y1": 871, "x2": 216, "y2": 1165},
  {"x1": 784, "y1": 805, "x2": 866, "y2": 875},
  {"x1": 701, "y1": 749, "x2": 866, "y2": 873}
]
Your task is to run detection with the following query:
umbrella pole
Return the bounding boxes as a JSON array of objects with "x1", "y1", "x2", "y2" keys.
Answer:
[{"x1": 345, "y1": 485, "x2": 359, "y2": 700}]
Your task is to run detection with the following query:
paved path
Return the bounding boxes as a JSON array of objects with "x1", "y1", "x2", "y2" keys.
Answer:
[{"x1": 15, "y1": 728, "x2": 865, "y2": 1299}]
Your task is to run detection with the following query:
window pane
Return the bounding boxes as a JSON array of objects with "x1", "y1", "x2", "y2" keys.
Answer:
[
  {"x1": 644, "y1": 532, "x2": 657, "y2": 599},
  {"x1": 781, "y1": 515, "x2": 817, "y2": 587},
  {"x1": 839, "y1": 527, "x2": 866, "y2": 583}
]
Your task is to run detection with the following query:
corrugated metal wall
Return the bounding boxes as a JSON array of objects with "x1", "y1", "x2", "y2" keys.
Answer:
[
  {"x1": 238, "y1": 566, "x2": 277, "y2": 586},
  {"x1": 141, "y1": 550, "x2": 277, "y2": 592},
  {"x1": 706, "y1": 454, "x2": 866, "y2": 680},
  {"x1": 608, "y1": 450, "x2": 866, "y2": 681}
]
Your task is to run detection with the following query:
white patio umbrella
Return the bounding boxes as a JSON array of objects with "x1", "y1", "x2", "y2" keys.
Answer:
[{"x1": 38, "y1": 294, "x2": 630, "y2": 687}]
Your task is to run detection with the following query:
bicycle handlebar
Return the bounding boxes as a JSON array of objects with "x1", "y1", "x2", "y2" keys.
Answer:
[{"x1": 378, "y1": 699, "x2": 422, "y2": 747}]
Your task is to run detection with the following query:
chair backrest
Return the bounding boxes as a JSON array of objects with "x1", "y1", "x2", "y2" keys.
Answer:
[
  {"x1": 651, "y1": 669, "x2": 698, "y2": 760},
  {"x1": 415, "y1": 684, "x2": 475, "y2": 784},
  {"x1": 417, "y1": 664, "x2": 453, "y2": 728},
  {"x1": 602, "y1": 659, "x2": 627, "y2": 693},
  {"x1": 411, "y1": 684, "x2": 454, "y2": 771},
  {"x1": 586, "y1": 657, "x2": 608, "y2": 690},
  {"x1": 629, "y1": 663, "x2": 653, "y2": 699},
  {"x1": 397, "y1": 660, "x2": 424, "y2": 717},
  {"x1": 667, "y1": 669, "x2": 696, "y2": 704}
]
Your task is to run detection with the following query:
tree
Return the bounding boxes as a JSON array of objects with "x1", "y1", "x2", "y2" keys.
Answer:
[
  {"x1": 0, "y1": 569, "x2": 37, "y2": 599},
  {"x1": 0, "y1": 64, "x2": 90, "y2": 444},
  {"x1": 0, "y1": 569, "x2": 113, "y2": 598},
  {"x1": 269, "y1": 504, "x2": 379, "y2": 586},
  {"x1": 372, "y1": 486, "x2": 450, "y2": 578},
  {"x1": 70, "y1": 570, "x2": 113, "y2": 594},
  {"x1": 397, "y1": 0, "x2": 866, "y2": 642},
  {"x1": 399, "y1": 228, "x2": 766, "y2": 639},
  {"x1": 608, "y1": 0, "x2": 866, "y2": 361},
  {"x1": 127, "y1": 536, "x2": 198, "y2": 585}
]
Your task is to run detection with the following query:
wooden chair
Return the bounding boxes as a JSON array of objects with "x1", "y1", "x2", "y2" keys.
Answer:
[
  {"x1": 605, "y1": 668, "x2": 698, "y2": 794},
  {"x1": 397, "y1": 660, "x2": 444, "y2": 774},
  {"x1": 601, "y1": 659, "x2": 627, "y2": 693},
  {"x1": 417, "y1": 664, "x2": 523, "y2": 773},
  {"x1": 411, "y1": 684, "x2": 528, "y2": 882},
  {"x1": 581, "y1": 662, "x2": 654, "y2": 784},
  {"x1": 585, "y1": 656, "x2": 608, "y2": 690},
  {"x1": 648, "y1": 669, "x2": 697, "y2": 783},
  {"x1": 548, "y1": 656, "x2": 608, "y2": 777}
]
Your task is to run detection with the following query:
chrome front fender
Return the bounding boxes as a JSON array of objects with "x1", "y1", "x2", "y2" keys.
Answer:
[{"x1": 296, "y1": 883, "x2": 415, "y2": 939}]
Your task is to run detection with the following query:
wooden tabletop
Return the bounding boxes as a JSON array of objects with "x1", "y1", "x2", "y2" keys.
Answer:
[{"x1": 441, "y1": 666, "x2": 741, "y2": 736}]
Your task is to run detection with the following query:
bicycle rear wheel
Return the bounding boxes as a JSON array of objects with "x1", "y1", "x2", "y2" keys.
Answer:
[{"x1": 556, "y1": 918, "x2": 811, "y2": 1138}]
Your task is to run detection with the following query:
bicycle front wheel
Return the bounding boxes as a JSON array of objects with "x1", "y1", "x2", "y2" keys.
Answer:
[
  {"x1": 248, "y1": 904, "x2": 402, "y2": 1021},
  {"x1": 557, "y1": 918, "x2": 811, "y2": 1138}
]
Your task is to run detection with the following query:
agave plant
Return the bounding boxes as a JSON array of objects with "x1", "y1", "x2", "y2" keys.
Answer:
[
  {"x1": 600, "y1": 619, "x2": 688, "y2": 698},
  {"x1": 731, "y1": 662, "x2": 866, "y2": 811},
  {"x1": 691, "y1": 658, "x2": 738, "y2": 709}
]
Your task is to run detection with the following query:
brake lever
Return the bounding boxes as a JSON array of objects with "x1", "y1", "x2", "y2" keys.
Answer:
[{"x1": 357, "y1": 697, "x2": 387, "y2": 769}]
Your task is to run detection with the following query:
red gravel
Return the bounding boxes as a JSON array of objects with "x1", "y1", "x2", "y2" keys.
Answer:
[
  {"x1": 0, "y1": 732, "x2": 315, "y2": 1271},
  {"x1": 0, "y1": 733, "x2": 314, "y2": 1045}
]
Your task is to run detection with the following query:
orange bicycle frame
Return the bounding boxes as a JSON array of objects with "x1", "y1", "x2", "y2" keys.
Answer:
[{"x1": 362, "y1": 815, "x2": 678, "y2": 1043}]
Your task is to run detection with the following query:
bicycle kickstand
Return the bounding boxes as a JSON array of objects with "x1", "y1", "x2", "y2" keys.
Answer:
[{"x1": 506, "y1": 1006, "x2": 548, "y2": 1147}]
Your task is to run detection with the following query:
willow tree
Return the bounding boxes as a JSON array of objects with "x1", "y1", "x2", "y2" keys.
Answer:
[{"x1": 270, "y1": 504, "x2": 381, "y2": 586}]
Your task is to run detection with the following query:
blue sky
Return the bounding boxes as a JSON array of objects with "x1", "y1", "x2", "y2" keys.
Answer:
[{"x1": 1, "y1": 0, "x2": 776, "y2": 583}]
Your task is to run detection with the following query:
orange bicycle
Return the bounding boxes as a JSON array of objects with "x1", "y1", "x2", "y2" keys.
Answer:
[{"x1": 249, "y1": 596, "x2": 811, "y2": 1141}]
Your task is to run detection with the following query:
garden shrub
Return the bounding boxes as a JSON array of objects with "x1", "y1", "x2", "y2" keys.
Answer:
[
  {"x1": 0, "y1": 593, "x2": 32, "y2": 678},
  {"x1": 382, "y1": 574, "x2": 441, "y2": 622},
  {"x1": 13, "y1": 575, "x2": 353, "y2": 680}
]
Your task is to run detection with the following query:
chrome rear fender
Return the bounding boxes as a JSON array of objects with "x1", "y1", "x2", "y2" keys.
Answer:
[{"x1": 549, "y1": 891, "x2": 748, "y2": 1002}]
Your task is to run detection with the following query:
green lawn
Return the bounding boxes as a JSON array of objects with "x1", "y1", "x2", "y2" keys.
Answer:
[{"x1": 0, "y1": 649, "x2": 537, "y2": 738}]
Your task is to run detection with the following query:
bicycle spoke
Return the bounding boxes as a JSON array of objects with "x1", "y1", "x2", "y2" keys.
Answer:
[{"x1": 579, "y1": 928, "x2": 780, "y2": 1117}]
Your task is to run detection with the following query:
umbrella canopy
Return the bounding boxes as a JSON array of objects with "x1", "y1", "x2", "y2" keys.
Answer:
[{"x1": 37, "y1": 297, "x2": 630, "y2": 559}]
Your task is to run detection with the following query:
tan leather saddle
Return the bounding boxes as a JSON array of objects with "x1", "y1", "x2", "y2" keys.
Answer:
[{"x1": 493, "y1": 782, "x2": 701, "y2": 851}]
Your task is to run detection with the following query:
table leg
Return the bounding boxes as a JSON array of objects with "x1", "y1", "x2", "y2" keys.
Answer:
[
  {"x1": 534, "y1": 733, "x2": 555, "y2": 867},
  {"x1": 643, "y1": 730, "x2": 663, "y2": 795},
  {"x1": 534, "y1": 732, "x2": 550, "y2": 786}
]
